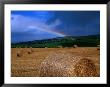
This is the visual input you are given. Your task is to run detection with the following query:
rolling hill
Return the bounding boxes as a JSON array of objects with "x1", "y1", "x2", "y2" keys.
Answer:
[{"x1": 11, "y1": 34, "x2": 100, "y2": 48}]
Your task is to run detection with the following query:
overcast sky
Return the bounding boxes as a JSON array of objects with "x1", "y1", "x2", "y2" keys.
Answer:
[{"x1": 11, "y1": 11, "x2": 100, "y2": 43}]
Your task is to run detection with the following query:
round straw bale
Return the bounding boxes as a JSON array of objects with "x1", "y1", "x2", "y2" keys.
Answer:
[
  {"x1": 74, "y1": 58, "x2": 98, "y2": 77},
  {"x1": 97, "y1": 45, "x2": 100, "y2": 47},
  {"x1": 73, "y1": 45, "x2": 78, "y2": 48},
  {"x1": 27, "y1": 50, "x2": 32, "y2": 54},
  {"x1": 97, "y1": 48, "x2": 100, "y2": 50},
  {"x1": 58, "y1": 46, "x2": 62, "y2": 48},
  {"x1": 17, "y1": 51, "x2": 21, "y2": 57},
  {"x1": 38, "y1": 52, "x2": 98, "y2": 77}
]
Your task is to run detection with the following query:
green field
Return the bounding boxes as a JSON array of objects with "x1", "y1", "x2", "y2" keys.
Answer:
[{"x1": 11, "y1": 34, "x2": 100, "y2": 48}]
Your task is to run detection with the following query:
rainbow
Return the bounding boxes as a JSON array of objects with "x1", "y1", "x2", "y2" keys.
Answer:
[
  {"x1": 46, "y1": 29, "x2": 66, "y2": 37},
  {"x1": 28, "y1": 25, "x2": 66, "y2": 37}
]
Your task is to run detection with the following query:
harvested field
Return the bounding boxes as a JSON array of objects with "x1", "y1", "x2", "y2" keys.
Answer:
[{"x1": 11, "y1": 47, "x2": 100, "y2": 77}]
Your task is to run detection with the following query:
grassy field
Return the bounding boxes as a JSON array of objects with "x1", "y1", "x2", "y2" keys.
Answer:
[{"x1": 11, "y1": 47, "x2": 100, "y2": 77}]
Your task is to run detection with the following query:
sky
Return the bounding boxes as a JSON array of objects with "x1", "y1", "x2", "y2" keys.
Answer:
[{"x1": 11, "y1": 11, "x2": 100, "y2": 43}]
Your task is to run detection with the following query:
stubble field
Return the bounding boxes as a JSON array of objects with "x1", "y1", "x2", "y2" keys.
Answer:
[{"x1": 11, "y1": 47, "x2": 100, "y2": 77}]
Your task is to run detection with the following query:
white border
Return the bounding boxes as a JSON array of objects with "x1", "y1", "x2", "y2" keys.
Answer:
[{"x1": 4, "y1": 4, "x2": 107, "y2": 84}]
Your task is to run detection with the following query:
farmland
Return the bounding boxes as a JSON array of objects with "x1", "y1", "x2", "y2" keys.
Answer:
[
  {"x1": 11, "y1": 47, "x2": 100, "y2": 77},
  {"x1": 11, "y1": 35, "x2": 100, "y2": 48}
]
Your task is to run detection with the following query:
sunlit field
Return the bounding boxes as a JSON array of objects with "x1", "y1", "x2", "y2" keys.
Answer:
[{"x1": 11, "y1": 47, "x2": 100, "y2": 77}]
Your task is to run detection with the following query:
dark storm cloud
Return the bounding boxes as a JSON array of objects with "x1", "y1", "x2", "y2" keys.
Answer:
[{"x1": 11, "y1": 11, "x2": 100, "y2": 43}]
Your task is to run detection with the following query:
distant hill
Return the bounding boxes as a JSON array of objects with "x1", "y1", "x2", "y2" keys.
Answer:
[{"x1": 11, "y1": 34, "x2": 100, "y2": 48}]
